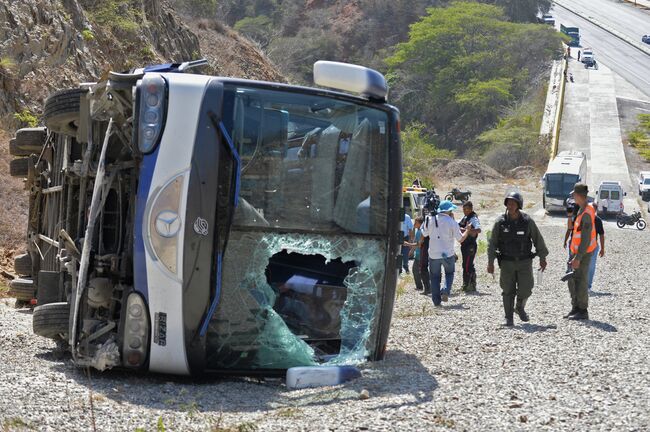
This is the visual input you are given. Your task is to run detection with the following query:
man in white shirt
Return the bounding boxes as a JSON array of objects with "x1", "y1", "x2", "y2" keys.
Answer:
[{"x1": 422, "y1": 200, "x2": 468, "y2": 306}]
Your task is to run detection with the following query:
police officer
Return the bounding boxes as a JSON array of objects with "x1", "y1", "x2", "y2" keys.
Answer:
[
  {"x1": 487, "y1": 191, "x2": 548, "y2": 326},
  {"x1": 566, "y1": 183, "x2": 596, "y2": 320},
  {"x1": 459, "y1": 201, "x2": 481, "y2": 292}
]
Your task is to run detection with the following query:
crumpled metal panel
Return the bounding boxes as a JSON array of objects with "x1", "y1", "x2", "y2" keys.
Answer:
[{"x1": 206, "y1": 231, "x2": 385, "y2": 370}]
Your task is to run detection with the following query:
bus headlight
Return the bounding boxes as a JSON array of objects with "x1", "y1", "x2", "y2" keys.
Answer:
[
  {"x1": 137, "y1": 74, "x2": 167, "y2": 154},
  {"x1": 148, "y1": 174, "x2": 184, "y2": 274},
  {"x1": 122, "y1": 293, "x2": 149, "y2": 368}
]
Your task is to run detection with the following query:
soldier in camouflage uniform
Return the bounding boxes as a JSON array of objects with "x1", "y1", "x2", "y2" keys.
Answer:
[{"x1": 487, "y1": 191, "x2": 548, "y2": 327}]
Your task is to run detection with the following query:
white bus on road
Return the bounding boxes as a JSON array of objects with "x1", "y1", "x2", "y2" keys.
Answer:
[{"x1": 543, "y1": 150, "x2": 587, "y2": 212}]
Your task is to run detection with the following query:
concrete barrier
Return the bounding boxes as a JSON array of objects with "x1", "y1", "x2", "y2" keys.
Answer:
[{"x1": 539, "y1": 59, "x2": 567, "y2": 164}]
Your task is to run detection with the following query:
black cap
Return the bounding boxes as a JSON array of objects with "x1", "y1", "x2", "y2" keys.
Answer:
[{"x1": 572, "y1": 183, "x2": 589, "y2": 196}]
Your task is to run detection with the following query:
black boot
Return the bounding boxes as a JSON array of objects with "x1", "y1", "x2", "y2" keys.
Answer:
[
  {"x1": 563, "y1": 306, "x2": 580, "y2": 319},
  {"x1": 461, "y1": 272, "x2": 469, "y2": 292},
  {"x1": 466, "y1": 272, "x2": 477, "y2": 292},
  {"x1": 503, "y1": 296, "x2": 515, "y2": 327},
  {"x1": 569, "y1": 308, "x2": 589, "y2": 320},
  {"x1": 516, "y1": 297, "x2": 529, "y2": 322}
]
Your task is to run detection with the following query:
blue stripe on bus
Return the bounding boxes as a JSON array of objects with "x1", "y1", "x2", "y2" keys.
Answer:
[
  {"x1": 133, "y1": 146, "x2": 160, "y2": 300},
  {"x1": 199, "y1": 252, "x2": 222, "y2": 337},
  {"x1": 218, "y1": 122, "x2": 241, "y2": 208}
]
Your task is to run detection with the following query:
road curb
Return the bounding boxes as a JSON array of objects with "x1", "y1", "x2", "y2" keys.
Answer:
[{"x1": 554, "y1": 0, "x2": 650, "y2": 57}]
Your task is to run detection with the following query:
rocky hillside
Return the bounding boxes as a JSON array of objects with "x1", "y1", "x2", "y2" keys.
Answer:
[
  {"x1": 0, "y1": 0, "x2": 283, "y2": 279},
  {"x1": 0, "y1": 0, "x2": 283, "y2": 127}
]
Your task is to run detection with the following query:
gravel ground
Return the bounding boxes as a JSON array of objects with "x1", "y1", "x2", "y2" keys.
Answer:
[{"x1": 1, "y1": 203, "x2": 649, "y2": 431}]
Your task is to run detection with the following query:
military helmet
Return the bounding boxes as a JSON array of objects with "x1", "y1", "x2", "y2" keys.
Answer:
[{"x1": 504, "y1": 191, "x2": 524, "y2": 209}]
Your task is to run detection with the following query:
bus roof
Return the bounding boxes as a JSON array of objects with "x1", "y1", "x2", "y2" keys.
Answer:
[{"x1": 546, "y1": 151, "x2": 585, "y2": 175}]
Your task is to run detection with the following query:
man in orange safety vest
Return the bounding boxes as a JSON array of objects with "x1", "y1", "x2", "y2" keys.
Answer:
[{"x1": 566, "y1": 183, "x2": 597, "y2": 320}]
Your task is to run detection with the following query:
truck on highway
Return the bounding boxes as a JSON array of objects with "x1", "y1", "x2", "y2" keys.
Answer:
[
  {"x1": 8, "y1": 60, "x2": 402, "y2": 376},
  {"x1": 543, "y1": 150, "x2": 587, "y2": 212},
  {"x1": 581, "y1": 48, "x2": 597, "y2": 68},
  {"x1": 538, "y1": 14, "x2": 555, "y2": 26},
  {"x1": 561, "y1": 24, "x2": 580, "y2": 47}
]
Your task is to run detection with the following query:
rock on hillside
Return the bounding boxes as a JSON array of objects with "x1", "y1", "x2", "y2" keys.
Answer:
[{"x1": 0, "y1": 0, "x2": 282, "y2": 126}]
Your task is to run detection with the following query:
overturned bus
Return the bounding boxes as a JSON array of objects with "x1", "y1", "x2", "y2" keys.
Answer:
[{"x1": 8, "y1": 60, "x2": 402, "y2": 375}]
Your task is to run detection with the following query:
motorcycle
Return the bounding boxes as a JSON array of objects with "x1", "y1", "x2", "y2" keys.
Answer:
[
  {"x1": 616, "y1": 210, "x2": 646, "y2": 230},
  {"x1": 445, "y1": 187, "x2": 472, "y2": 203}
]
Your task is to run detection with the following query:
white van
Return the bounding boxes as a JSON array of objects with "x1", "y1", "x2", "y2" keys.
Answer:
[
  {"x1": 638, "y1": 171, "x2": 650, "y2": 197},
  {"x1": 596, "y1": 181, "x2": 625, "y2": 215}
]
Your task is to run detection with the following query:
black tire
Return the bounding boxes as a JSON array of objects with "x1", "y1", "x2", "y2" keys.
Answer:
[
  {"x1": 33, "y1": 302, "x2": 70, "y2": 339},
  {"x1": 616, "y1": 219, "x2": 626, "y2": 229},
  {"x1": 13, "y1": 253, "x2": 32, "y2": 276},
  {"x1": 10, "y1": 158, "x2": 30, "y2": 177},
  {"x1": 444, "y1": 194, "x2": 453, "y2": 201},
  {"x1": 9, "y1": 139, "x2": 29, "y2": 156},
  {"x1": 9, "y1": 278, "x2": 36, "y2": 301},
  {"x1": 11, "y1": 127, "x2": 47, "y2": 155},
  {"x1": 637, "y1": 219, "x2": 647, "y2": 231},
  {"x1": 42, "y1": 88, "x2": 87, "y2": 137}
]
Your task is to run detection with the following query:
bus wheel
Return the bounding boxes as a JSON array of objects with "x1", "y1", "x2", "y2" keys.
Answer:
[
  {"x1": 43, "y1": 88, "x2": 87, "y2": 138},
  {"x1": 33, "y1": 302, "x2": 70, "y2": 340}
]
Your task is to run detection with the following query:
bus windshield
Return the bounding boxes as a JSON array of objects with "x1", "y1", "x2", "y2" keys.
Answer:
[
  {"x1": 205, "y1": 85, "x2": 394, "y2": 371},
  {"x1": 545, "y1": 173, "x2": 579, "y2": 199},
  {"x1": 223, "y1": 86, "x2": 390, "y2": 235}
]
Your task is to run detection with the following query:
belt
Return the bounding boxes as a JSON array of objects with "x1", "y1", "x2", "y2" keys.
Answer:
[{"x1": 498, "y1": 254, "x2": 535, "y2": 262}]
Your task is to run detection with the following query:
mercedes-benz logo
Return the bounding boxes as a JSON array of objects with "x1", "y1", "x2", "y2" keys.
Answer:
[
  {"x1": 155, "y1": 211, "x2": 181, "y2": 238},
  {"x1": 193, "y1": 217, "x2": 209, "y2": 236}
]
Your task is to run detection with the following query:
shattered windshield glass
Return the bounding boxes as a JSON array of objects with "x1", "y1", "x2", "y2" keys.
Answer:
[
  {"x1": 205, "y1": 87, "x2": 392, "y2": 370},
  {"x1": 206, "y1": 232, "x2": 386, "y2": 369}
]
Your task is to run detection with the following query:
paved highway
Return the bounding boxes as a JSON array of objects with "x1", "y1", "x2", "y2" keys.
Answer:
[
  {"x1": 556, "y1": 0, "x2": 650, "y2": 44},
  {"x1": 552, "y1": 3, "x2": 650, "y2": 98}
]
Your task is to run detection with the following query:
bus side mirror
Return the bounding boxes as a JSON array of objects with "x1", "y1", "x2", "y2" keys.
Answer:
[{"x1": 399, "y1": 207, "x2": 405, "y2": 222}]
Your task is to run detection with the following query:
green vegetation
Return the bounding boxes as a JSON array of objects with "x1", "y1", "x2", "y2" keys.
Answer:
[
  {"x1": 81, "y1": 29, "x2": 95, "y2": 41},
  {"x1": 628, "y1": 114, "x2": 650, "y2": 161},
  {"x1": 198, "y1": 0, "x2": 560, "y2": 172},
  {"x1": 86, "y1": 0, "x2": 141, "y2": 36},
  {"x1": 14, "y1": 109, "x2": 39, "y2": 127},
  {"x1": 2, "y1": 417, "x2": 33, "y2": 430},
  {"x1": 168, "y1": 0, "x2": 559, "y2": 172},
  {"x1": 388, "y1": 2, "x2": 562, "y2": 152},
  {"x1": 157, "y1": 417, "x2": 166, "y2": 432},
  {"x1": 476, "y1": 86, "x2": 549, "y2": 171},
  {"x1": 140, "y1": 46, "x2": 155, "y2": 60},
  {"x1": 234, "y1": 15, "x2": 274, "y2": 48},
  {"x1": 401, "y1": 122, "x2": 454, "y2": 186},
  {"x1": 477, "y1": 239, "x2": 488, "y2": 256},
  {"x1": 0, "y1": 56, "x2": 16, "y2": 71}
]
